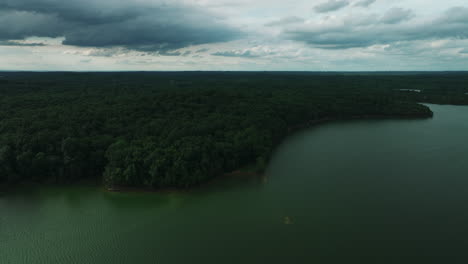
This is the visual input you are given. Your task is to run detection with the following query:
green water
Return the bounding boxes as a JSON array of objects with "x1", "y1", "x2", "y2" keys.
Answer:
[{"x1": 2, "y1": 104, "x2": 468, "y2": 263}]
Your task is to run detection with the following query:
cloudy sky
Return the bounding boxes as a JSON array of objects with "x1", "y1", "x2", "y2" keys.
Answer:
[{"x1": 1, "y1": 0, "x2": 467, "y2": 71}]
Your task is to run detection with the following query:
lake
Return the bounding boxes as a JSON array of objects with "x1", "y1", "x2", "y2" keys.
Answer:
[{"x1": 2, "y1": 104, "x2": 468, "y2": 263}]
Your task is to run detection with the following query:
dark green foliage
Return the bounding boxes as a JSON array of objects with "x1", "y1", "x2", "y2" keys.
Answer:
[{"x1": 1, "y1": 72, "x2": 460, "y2": 189}]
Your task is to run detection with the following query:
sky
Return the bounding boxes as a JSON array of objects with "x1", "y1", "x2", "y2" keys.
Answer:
[{"x1": 0, "y1": 0, "x2": 467, "y2": 71}]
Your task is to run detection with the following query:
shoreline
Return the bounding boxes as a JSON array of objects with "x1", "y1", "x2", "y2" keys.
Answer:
[
  {"x1": 106, "y1": 111, "x2": 433, "y2": 194},
  {"x1": 0, "y1": 106, "x2": 433, "y2": 195},
  {"x1": 105, "y1": 167, "x2": 262, "y2": 194},
  {"x1": 287, "y1": 112, "x2": 433, "y2": 134}
]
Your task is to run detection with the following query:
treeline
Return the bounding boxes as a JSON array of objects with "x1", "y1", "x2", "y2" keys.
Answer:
[{"x1": 0, "y1": 72, "x2": 454, "y2": 189}]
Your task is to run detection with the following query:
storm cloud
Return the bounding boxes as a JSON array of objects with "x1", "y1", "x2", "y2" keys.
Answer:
[
  {"x1": 0, "y1": 0, "x2": 241, "y2": 51},
  {"x1": 0, "y1": 10, "x2": 66, "y2": 40}
]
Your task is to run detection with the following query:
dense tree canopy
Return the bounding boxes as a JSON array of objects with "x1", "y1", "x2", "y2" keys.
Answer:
[{"x1": 2, "y1": 72, "x2": 464, "y2": 189}]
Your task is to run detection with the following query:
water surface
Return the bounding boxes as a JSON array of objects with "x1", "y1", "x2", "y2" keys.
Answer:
[{"x1": 2, "y1": 104, "x2": 468, "y2": 263}]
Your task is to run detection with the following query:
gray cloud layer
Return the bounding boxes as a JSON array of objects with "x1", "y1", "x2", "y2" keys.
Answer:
[
  {"x1": 212, "y1": 50, "x2": 261, "y2": 58},
  {"x1": 354, "y1": 0, "x2": 376, "y2": 8},
  {"x1": 265, "y1": 16, "x2": 305, "y2": 27},
  {"x1": 381, "y1": 7, "x2": 414, "y2": 24},
  {"x1": 0, "y1": 0, "x2": 241, "y2": 51},
  {"x1": 284, "y1": 7, "x2": 468, "y2": 49},
  {"x1": 314, "y1": 0, "x2": 349, "y2": 13}
]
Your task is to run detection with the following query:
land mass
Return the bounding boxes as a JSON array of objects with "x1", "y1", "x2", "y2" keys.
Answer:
[{"x1": 1, "y1": 72, "x2": 466, "y2": 191}]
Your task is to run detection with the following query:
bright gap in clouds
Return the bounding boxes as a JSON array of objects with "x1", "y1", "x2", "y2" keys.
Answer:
[{"x1": 0, "y1": 0, "x2": 468, "y2": 71}]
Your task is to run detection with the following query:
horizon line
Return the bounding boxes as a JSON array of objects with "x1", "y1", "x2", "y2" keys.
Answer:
[{"x1": 1, "y1": 70, "x2": 468, "y2": 73}]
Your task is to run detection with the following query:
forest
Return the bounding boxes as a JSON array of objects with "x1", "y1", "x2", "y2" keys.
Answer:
[{"x1": 0, "y1": 72, "x2": 466, "y2": 190}]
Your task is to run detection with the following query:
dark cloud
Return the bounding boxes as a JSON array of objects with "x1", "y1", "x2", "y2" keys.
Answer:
[
  {"x1": 0, "y1": 1, "x2": 143, "y2": 25},
  {"x1": 0, "y1": 40, "x2": 45, "y2": 46},
  {"x1": 353, "y1": 0, "x2": 376, "y2": 8},
  {"x1": 61, "y1": 11, "x2": 240, "y2": 51},
  {"x1": 284, "y1": 7, "x2": 468, "y2": 49},
  {"x1": 0, "y1": 0, "x2": 241, "y2": 52},
  {"x1": 314, "y1": 0, "x2": 349, "y2": 13},
  {"x1": 265, "y1": 16, "x2": 305, "y2": 27},
  {"x1": 0, "y1": 10, "x2": 67, "y2": 40},
  {"x1": 381, "y1": 8, "x2": 413, "y2": 24}
]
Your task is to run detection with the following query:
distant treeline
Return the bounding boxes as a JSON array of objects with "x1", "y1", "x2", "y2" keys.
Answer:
[{"x1": 1, "y1": 72, "x2": 465, "y2": 189}]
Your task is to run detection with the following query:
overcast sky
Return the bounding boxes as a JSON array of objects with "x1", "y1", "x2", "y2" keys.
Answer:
[{"x1": 1, "y1": 0, "x2": 467, "y2": 71}]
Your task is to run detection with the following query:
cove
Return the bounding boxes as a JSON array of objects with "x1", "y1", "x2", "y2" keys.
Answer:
[{"x1": 2, "y1": 104, "x2": 468, "y2": 263}]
